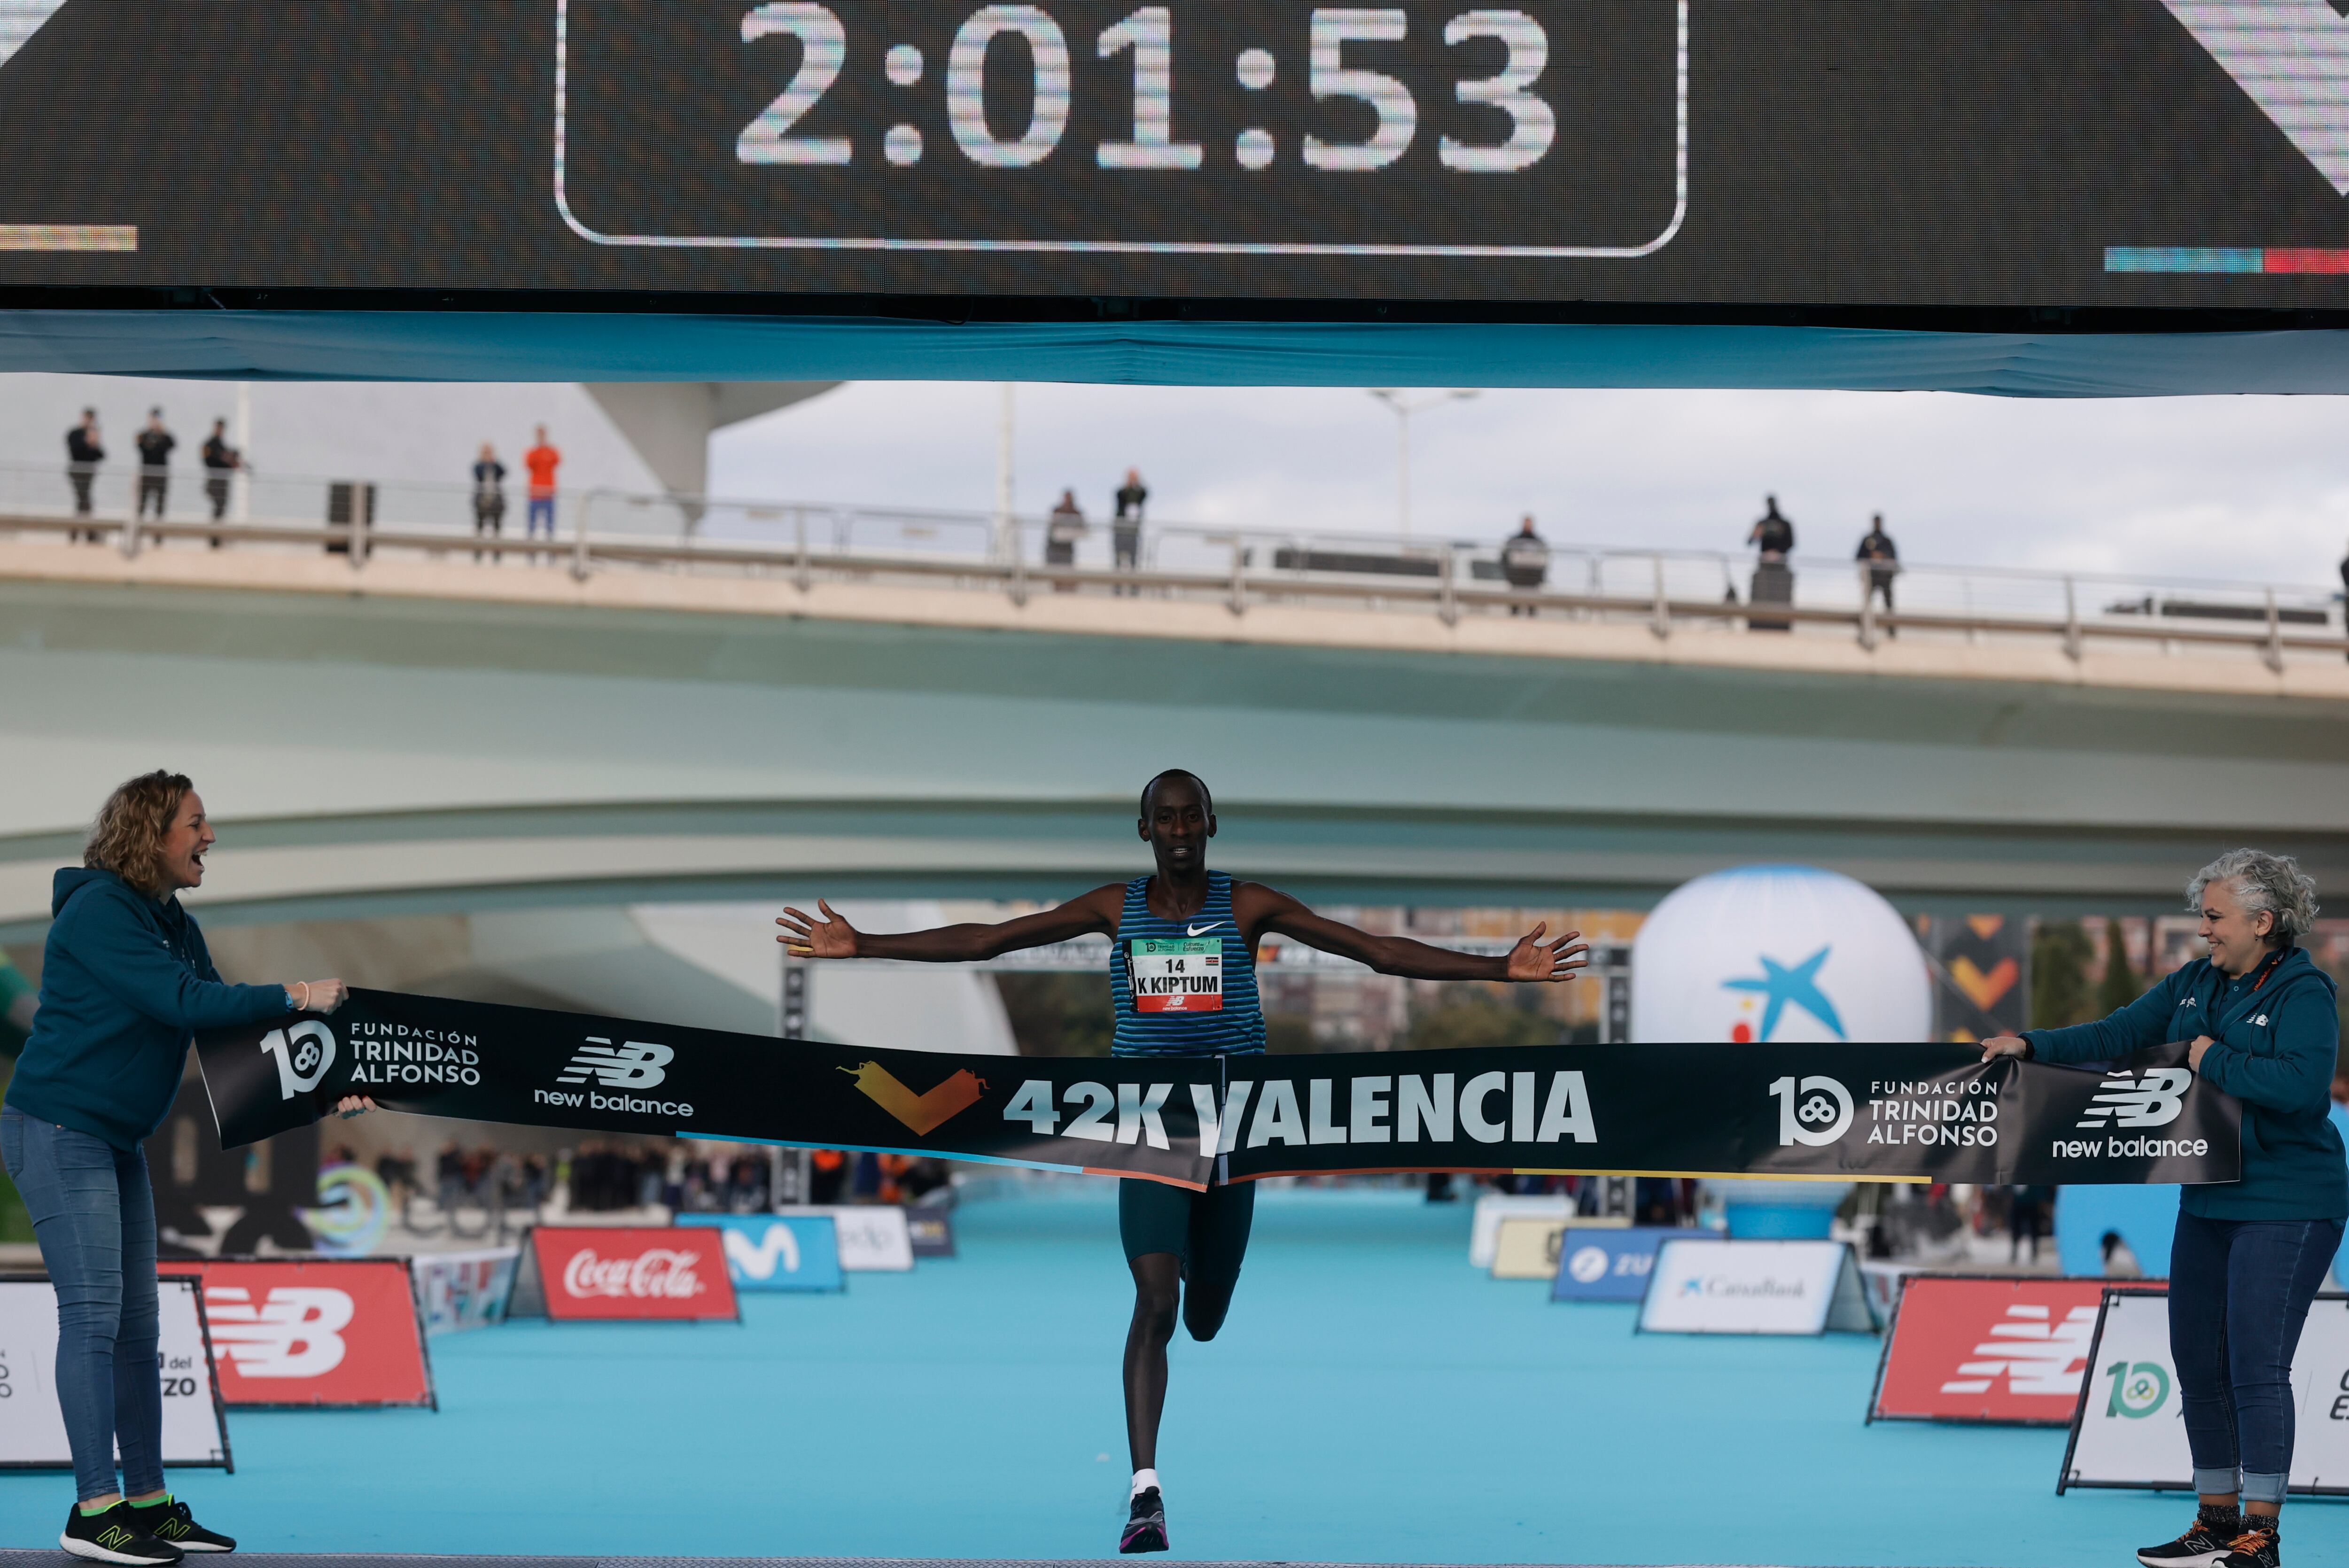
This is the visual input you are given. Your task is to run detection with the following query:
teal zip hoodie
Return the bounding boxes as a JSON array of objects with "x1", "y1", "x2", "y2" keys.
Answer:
[
  {"x1": 2024, "y1": 945, "x2": 2346, "y2": 1221},
  {"x1": 4, "y1": 868, "x2": 293, "y2": 1149}
]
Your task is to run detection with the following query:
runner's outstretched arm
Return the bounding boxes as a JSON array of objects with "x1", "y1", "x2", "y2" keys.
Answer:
[
  {"x1": 777, "y1": 887, "x2": 1122, "y2": 963},
  {"x1": 1243, "y1": 886, "x2": 1588, "y2": 983}
]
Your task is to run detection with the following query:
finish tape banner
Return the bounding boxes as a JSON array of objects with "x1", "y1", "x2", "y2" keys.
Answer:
[{"x1": 195, "y1": 989, "x2": 2240, "y2": 1189}]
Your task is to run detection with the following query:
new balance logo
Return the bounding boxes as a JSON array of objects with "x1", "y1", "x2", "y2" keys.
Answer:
[
  {"x1": 205, "y1": 1285, "x2": 352, "y2": 1377},
  {"x1": 1939, "y1": 1303, "x2": 2097, "y2": 1397},
  {"x1": 557, "y1": 1038, "x2": 674, "y2": 1088},
  {"x1": 2076, "y1": 1067, "x2": 2191, "y2": 1130}
]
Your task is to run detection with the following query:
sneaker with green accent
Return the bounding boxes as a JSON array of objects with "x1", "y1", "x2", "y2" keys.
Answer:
[
  {"x1": 130, "y1": 1497, "x2": 234, "y2": 1554},
  {"x1": 59, "y1": 1501, "x2": 181, "y2": 1565}
]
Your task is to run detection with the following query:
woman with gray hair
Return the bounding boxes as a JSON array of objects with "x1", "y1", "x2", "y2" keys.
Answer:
[{"x1": 1983, "y1": 849, "x2": 2344, "y2": 1568}]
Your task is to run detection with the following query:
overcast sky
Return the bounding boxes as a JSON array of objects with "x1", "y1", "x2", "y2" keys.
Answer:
[{"x1": 712, "y1": 384, "x2": 2349, "y2": 593}]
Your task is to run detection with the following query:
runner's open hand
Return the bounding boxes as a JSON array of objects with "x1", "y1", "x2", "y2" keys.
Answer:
[
  {"x1": 777, "y1": 899, "x2": 860, "y2": 959},
  {"x1": 1506, "y1": 923, "x2": 1588, "y2": 983}
]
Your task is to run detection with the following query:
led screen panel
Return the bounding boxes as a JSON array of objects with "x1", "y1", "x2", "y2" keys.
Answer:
[{"x1": 0, "y1": 0, "x2": 2343, "y2": 313}]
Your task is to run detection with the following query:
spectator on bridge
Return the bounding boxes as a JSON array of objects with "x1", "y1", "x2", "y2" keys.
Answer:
[
  {"x1": 63, "y1": 409, "x2": 102, "y2": 539},
  {"x1": 1983, "y1": 849, "x2": 2343, "y2": 1566},
  {"x1": 1112, "y1": 469, "x2": 1148, "y2": 592},
  {"x1": 472, "y1": 443, "x2": 507, "y2": 561},
  {"x1": 200, "y1": 420, "x2": 241, "y2": 542},
  {"x1": 1857, "y1": 512, "x2": 1898, "y2": 634},
  {"x1": 1500, "y1": 514, "x2": 1550, "y2": 616},
  {"x1": 1, "y1": 769, "x2": 360, "y2": 1560},
  {"x1": 1046, "y1": 488, "x2": 1086, "y2": 592},
  {"x1": 2338, "y1": 541, "x2": 2349, "y2": 662},
  {"x1": 133, "y1": 410, "x2": 173, "y2": 523},
  {"x1": 1745, "y1": 495, "x2": 1795, "y2": 632},
  {"x1": 523, "y1": 426, "x2": 560, "y2": 547}
]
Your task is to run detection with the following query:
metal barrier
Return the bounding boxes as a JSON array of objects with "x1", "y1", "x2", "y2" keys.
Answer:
[{"x1": 3, "y1": 460, "x2": 2343, "y2": 666}]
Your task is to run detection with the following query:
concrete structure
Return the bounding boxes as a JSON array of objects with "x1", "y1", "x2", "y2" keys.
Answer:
[{"x1": 5, "y1": 536, "x2": 2348, "y2": 941}]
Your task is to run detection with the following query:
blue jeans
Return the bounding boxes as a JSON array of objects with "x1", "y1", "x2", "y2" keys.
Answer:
[
  {"x1": 0, "y1": 1108, "x2": 164, "y2": 1503},
  {"x1": 2170, "y1": 1209, "x2": 2346, "y2": 1503},
  {"x1": 527, "y1": 495, "x2": 555, "y2": 537}
]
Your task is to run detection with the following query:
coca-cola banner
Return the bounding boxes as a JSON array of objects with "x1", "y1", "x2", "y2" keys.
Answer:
[
  {"x1": 156, "y1": 1258, "x2": 434, "y2": 1409},
  {"x1": 195, "y1": 989, "x2": 2240, "y2": 1189},
  {"x1": 520, "y1": 1227, "x2": 739, "y2": 1323}
]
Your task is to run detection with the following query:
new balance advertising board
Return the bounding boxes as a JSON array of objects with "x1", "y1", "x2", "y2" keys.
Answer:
[
  {"x1": 1867, "y1": 1275, "x2": 2107, "y2": 1426},
  {"x1": 157, "y1": 1259, "x2": 435, "y2": 1410},
  {"x1": 514, "y1": 1227, "x2": 741, "y2": 1322},
  {"x1": 0, "y1": 1277, "x2": 230, "y2": 1470},
  {"x1": 1550, "y1": 1226, "x2": 1699, "y2": 1304},
  {"x1": 195, "y1": 990, "x2": 2240, "y2": 1189},
  {"x1": 2060, "y1": 1291, "x2": 2349, "y2": 1495},
  {"x1": 1636, "y1": 1239, "x2": 1878, "y2": 1335},
  {"x1": 677, "y1": 1213, "x2": 847, "y2": 1293}
]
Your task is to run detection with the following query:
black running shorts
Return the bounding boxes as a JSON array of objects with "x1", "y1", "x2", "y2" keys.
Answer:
[{"x1": 1118, "y1": 1178, "x2": 1255, "y2": 1291}]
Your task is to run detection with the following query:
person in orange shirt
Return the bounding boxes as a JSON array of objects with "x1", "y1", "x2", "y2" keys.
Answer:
[{"x1": 523, "y1": 426, "x2": 560, "y2": 540}]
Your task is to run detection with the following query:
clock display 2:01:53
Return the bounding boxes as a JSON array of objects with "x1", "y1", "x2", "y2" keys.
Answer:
[{"x1": 732, "y1": 2, "x2": 1559, "y2": 174}]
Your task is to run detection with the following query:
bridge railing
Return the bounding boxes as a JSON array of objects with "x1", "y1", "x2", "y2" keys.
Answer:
[{"x1": 2, "y1": 459, "x2": 2341, "y2": 667}]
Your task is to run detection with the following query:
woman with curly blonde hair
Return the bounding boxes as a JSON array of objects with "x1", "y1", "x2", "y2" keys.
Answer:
[
  {"x1": 2, "y1": 772, "x2": 364, "y2": 1565},
  {"x1": 1984, "y1": 850, "x2": 2343, "y2": 1568}
]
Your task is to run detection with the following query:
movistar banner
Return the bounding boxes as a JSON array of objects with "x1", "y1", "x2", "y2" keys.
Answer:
[{"x1": 196, "y1": 990, "x2": 2240, "y2": 1189}]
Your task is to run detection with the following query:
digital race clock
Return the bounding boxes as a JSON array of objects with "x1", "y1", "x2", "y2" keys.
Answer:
[{"x1": 556, "y1": 0, "x2": 1685, "y2": 258}]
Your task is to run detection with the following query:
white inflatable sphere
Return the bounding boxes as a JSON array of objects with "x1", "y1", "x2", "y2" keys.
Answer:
[
  {"x1": 1633, "y1": 864, "x2": 1930, "y2": 1223},
  {"x1": 1632, "y1": 864, "x2": 1930, "y2": 1047}
]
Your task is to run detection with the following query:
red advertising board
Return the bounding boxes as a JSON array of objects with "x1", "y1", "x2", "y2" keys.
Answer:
[
  {"x1": 157, "y1": 1258, "x2": 433, "y2": 1409},
  {"x1": 1868, "y1": 1274, "x2": 2109, "y2": 1426},
  {"x1": 524, "y1": 1227, "x2": 739, "y2": 1322}
]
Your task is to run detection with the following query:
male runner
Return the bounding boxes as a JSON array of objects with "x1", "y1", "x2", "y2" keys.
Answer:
[{"x1": 777, "y1": 770, "x2": 1586, "y2": 1554}]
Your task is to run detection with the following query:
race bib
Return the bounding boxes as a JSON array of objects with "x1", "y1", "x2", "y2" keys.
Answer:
[{"x1": 1128, "y1": 938, "x2": 1223, "y2": 1014}]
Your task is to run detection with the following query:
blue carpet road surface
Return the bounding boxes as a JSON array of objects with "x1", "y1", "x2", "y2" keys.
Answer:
[{"x1": 0, "y1": 1188, "x2": 2337, "y2": 1564}]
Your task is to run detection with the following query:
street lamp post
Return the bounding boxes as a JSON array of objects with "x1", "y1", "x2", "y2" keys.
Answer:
[{"x1": 1367, "y1": 388, "x2": 1478, "y2": 537}]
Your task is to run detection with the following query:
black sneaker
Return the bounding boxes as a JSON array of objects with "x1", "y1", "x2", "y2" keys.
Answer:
[
  {"x1": 2217, "y1": 1520, "x2": 2280, "y2": 1568},
  {"x1": 1119, "y1": 1486, "x2": 1168, "y2": 1555},
  {"x1": 60, "y1": 1502, "x2": 183, "y2": 1565},
  {"x1": 2139, "y1": 1507, "x2": 2242, "y2": 1568},
  {"x1": 131, "y1": 1497, "x2": 235, "y2": 1553}
]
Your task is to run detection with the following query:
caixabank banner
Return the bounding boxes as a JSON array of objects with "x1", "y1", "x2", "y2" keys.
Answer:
[
  {"x1": 195, "y1": 989, "x2": 2240, "y2": 1189},
  {"x1": 2061, "y1": 1290, "x2": 2349, "y2": 1495},
  {"x1": 155, "y1": 1258, "x2": 435, "y2": 1410},
  {"x1": 1867, "y1": 1275, "x2": 2108, "y2": 1426},
  {"x1": 512, "y1": 1227, "x2": 741, "y2": 1323}
]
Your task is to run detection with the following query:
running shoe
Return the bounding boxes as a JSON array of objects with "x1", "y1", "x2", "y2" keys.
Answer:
[
  {"x1": 130, "y1": 1497, "x2": 235, "y2": 1553},
  {"x1": 2138, "y1": 1507, "x2": 2241, "y2": 1568},
  {"x1": 60, "y1": 1502, "x2": 183, "y2": 1565},
  {"x1": 2216, "y1": 1519, "x2": 2280, "y2": 1568},
  {"x1": 1120, "y1": 1485, "x2": 1168, "y2": 1554}
]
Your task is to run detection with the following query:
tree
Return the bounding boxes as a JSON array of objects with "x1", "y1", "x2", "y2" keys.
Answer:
[
  {"x1": 2030, "y1": 920, "x2": 2093, "y2": 1031},
  {"x1": 2095, "y1": 918, "x2": 2141, "y2": 1018},
  {"x1": 1405, "y1": 986, "x2": 1557, "y2": 1052},
  {"x1": 994, "y1": 973, "x2": 1113, "y2": 1056}
]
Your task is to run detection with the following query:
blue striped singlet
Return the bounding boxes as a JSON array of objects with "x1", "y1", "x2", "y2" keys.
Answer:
[{"x1": 1109, "y1": 871, "x2": 1265, "y2": 1057}]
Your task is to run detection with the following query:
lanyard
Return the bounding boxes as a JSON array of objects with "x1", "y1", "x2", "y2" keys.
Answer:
[{"x1": 2207, "y1": 946, "x2": 2287, "y2": 1025}]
